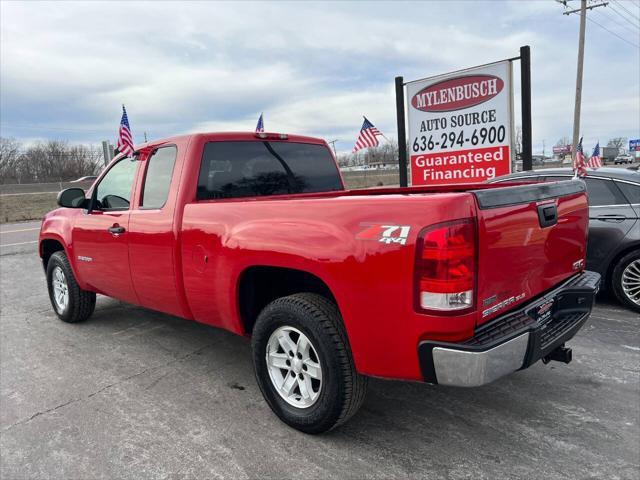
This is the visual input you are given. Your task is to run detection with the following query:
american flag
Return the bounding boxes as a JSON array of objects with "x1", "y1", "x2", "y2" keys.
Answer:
[
  {"x1": 116, "y1": 105, "x2": 134, "y2": 157},
  {"x1": 255, "y1": 113, "x2": 264, "y2": 133},
  {"x1": 352, "y1": 117, "x2": 383, "y2": 153},
  {"x1": 588, "y1": 142, "x2": 602, "y2": 169},
  {"x1": 573, "y1": 137, "x2": 587, "y2": 178}
]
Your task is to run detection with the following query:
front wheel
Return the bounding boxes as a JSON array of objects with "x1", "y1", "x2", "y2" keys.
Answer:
[
  {"x1": 251, "y1": 293, "x2": 367, "y2": 434},
  {"x1": 612, "y1": 250, "x2": 640, "y2": 313},
  {"x1": 46, "y1": 251, "x2": 96, "y2": 323}
]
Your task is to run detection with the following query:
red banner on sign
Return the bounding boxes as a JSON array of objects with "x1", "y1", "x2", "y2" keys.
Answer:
[{"x1": 411, "y1": 145, "x2": 511, "y2": 185}]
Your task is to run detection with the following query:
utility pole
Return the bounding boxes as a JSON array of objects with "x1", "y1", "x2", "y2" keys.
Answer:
[
  {"x1": 561, "y1": 0, "x2": 608, "y2": 162},
  {"x1": 328, "y1": 139, "x2": 338, "y2": 157},
  {"x1": 101, "y1": 141, "x2": 112, "y2": 166},
  {"x1": 144, "y1": 131, "x2": 148, "y2": 142},
  {"x1": 571, "y1": 0, "x2": 587, "y2": 164}
]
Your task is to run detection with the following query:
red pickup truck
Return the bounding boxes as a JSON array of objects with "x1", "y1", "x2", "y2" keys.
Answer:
[{"x1": 40, "y1": 131, "x2": 600, "y2": 433}]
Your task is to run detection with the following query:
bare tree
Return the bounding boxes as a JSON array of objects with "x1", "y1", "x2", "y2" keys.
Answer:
[
  {"x1": 555, "y1": 136, "x2": 571, "y2": 147},
  {"x1": 338, "y1": 139, "x2": 400, "y2": 168},
  {"x1": 515, "y1": 126, "x2": 522, "y2": 154},
  {"x1": 0, "y1": 137, "x2": 22, "y2": 183},
  {"x1": 0, "y1": 138, "x2": 102, "y2": 184},
  {"x1": 606, "y1": 137, "x2": 627, "y2": 152}
]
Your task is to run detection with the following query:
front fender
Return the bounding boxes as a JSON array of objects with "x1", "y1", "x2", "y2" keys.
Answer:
[{"x1": 39, "y1": 209, "x2": 87, "y2": 289}]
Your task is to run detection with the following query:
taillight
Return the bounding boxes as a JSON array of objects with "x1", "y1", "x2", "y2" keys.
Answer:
[
  {"x1": 414, "y1": 219, "x2": 476, "y2": 313},
  {"x1": 255, "y1": 132, "x2": 288, "y2": 140}
]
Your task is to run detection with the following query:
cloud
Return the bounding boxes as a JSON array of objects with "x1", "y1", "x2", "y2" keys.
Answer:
[{"x1": 1, "y1": 0, "x2": 638, "y2": 155}]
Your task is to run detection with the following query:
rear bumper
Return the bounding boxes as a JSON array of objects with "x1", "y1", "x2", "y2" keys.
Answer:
[{"x1": 418, "y1": 270, "x2": 601, "y2": 387}]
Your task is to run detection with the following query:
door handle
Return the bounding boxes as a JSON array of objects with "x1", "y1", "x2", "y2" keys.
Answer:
[
  {"x1": 595, "y1": 214, "x2": 625, "y2": 222},
  {"x1": 108, "y1": 225, "x2": 126, "y2": 235}
]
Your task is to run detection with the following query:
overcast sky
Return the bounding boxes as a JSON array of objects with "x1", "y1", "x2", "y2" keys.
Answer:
[{"x1": 1, "y1": 0, "x2": 638, "y2": 154}]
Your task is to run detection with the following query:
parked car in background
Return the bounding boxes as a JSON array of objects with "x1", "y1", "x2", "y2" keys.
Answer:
[
  {"x1": 615, "y1": 155, "x2": 634, "y2": 165},
  {"x1": 489, "y1": 168, "x2": 640, "y2": 312}
]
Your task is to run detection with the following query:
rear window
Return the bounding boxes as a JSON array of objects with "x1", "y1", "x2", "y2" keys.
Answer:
[
  {"x1": 584, "y1": 178, "x2": 627, "y2": 206},
  {"x1": 197, "y1": 141, "x2": 342, "y2": 200},
  {"x1": 615, "y1": 181, "x2": 640, "y2": 204},
  {"x1": 545, "y1": 176, "x2": 627, "y2": 207}
]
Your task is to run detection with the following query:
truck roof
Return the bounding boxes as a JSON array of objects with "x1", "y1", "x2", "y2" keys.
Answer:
[{"x1": 136, "y1": 131, "x2": 328, "y2": 150}]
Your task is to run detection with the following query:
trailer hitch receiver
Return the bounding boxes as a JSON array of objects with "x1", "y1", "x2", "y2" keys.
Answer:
[{"x1": 543, "y1": 344, "x2": 572, "y2": 364}]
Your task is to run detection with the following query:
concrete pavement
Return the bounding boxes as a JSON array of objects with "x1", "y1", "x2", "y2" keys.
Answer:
[{"x1": 0, "y1": 244, "x2": 638, "y2": 479}]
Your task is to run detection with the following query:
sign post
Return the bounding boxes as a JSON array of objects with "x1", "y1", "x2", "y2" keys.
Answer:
[
  {"x1": 520, "y1": 46, "x2": 532, "y2": 172},
  {"x1": 395, "y1": 47, "x2": 531, "y2": 186},
  {"x1": 395, "y1": 76, "x2": 409, "y2": 187}
]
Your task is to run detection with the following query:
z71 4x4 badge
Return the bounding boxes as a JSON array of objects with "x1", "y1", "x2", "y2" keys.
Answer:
[{"x1": 357, "y1": 224, "x2": 411, "y2": 245}]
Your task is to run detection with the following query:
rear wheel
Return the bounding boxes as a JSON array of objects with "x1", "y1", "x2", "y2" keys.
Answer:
[
  {"x1": 251, "y1": 293, "x2": 367, "y2": 434},
  {"x1": 46, "y1": 251, "x2": 96, "y2": 323},
  {"x1": 612, "y1": 250, "x2": 640, "y2": 313}
]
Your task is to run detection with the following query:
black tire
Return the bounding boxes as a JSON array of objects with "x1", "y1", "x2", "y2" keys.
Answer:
[
  {"x1": 46, "y1": 251, "x2": 96, "y2": 323},
  {"x1": 611, "y1": 250, "x2": 640, "y2": 313},
  {"x1": 251, "y1": 293, "x2": 367, "y2": 434}
]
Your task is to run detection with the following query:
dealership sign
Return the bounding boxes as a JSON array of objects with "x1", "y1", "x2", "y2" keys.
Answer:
[
  {"x1": 406, "y1": 61, "x2": 514, "y2": 185},
  {"x1": 630, "y1": 139, "x2": 640, "y2": 152},
  {"x1": 553, "y1": 145, "x2": 572, "y2": 155}
]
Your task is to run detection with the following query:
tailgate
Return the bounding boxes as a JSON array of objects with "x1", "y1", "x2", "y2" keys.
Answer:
[{"x1": 472, "y1": 180, "x2": 588, "y2": 325}]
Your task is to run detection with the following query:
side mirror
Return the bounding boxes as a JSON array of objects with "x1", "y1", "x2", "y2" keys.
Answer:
[{"x1": 57, "y1": 188, "x2": 88, "y2": 208}]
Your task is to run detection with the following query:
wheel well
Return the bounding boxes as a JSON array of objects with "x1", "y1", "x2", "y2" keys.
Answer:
[
  {"x1": 238, "y1": 266, "x2": 337, "y2": 335},
  {"x1": 41, "y1": 239, "x2": 65, "y2": 270},
  {"x1": 605, "y1": 243, "x2": 640, "y2": 290}
]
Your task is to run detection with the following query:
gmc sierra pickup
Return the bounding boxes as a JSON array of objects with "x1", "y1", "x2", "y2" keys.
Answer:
[{"x1": 40, "y1": 131, "x2": 600, "y2": 433}]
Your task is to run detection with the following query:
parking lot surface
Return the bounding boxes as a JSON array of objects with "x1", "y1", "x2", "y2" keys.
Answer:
[{"x1": 1, "y1": 240, "x2": 638, "y2": 479}]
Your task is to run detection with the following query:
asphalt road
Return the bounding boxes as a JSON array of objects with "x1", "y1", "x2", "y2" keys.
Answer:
[
  {"x1": 1, "y1": 239, "x2": 638, "y2": 479},
  {"x1": 0, "y1": 221, "x2": 41, "y2": 249}
]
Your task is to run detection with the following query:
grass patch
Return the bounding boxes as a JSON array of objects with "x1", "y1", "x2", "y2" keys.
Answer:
[{"x1": 0, "y1": 193, "x2": 57, "y2": 223}]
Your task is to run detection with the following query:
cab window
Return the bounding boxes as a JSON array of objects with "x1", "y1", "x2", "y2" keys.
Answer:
[
  {"x1": 94, "y1": 157, "x2": 138, "y2": 210},
  {"x1": 615, "y1": 181, "x2": 640, "y2": 205},
  {"x1": 141, "y1": 146, "x2": 177, "y2": 209}
]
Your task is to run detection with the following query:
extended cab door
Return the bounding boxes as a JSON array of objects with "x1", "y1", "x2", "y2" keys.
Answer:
[
  {"x1": 127, "y1": 144, "x2": 188, "y2": 317},
  {"x1": 72, "y1": 156, "x2": 140, "y2": 304}
]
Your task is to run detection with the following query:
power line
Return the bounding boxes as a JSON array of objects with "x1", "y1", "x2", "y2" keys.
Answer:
[
  {"x1": 562, "y1": 1, "x2": 609, "y2": 15},
  {"x1": 595, "y1": 6, "x2": 640, "y2": 34},
  {"x1": 610, "y1": 0, "x2": 640, "y2": 21},
  {"x1": 587, "y1": 14, "x2": 640, "y2": 47},
  {"x1": 606, "y1": 2, "x2": 640, "y2": 29},
  {"x1": 561, "y1": 0, "x2": 609, "y2": 164}
]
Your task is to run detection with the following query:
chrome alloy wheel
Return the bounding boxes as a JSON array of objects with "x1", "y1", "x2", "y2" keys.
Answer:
[
  {"x1": 622, "y1": 259, "x2": 640, "y2": 306},
  {"x1": 52, "y1": 266, "x2": 69, "y2": 313},
  {"x1": 266, "y1": 326, "x2": 323, "y2": 408}
]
